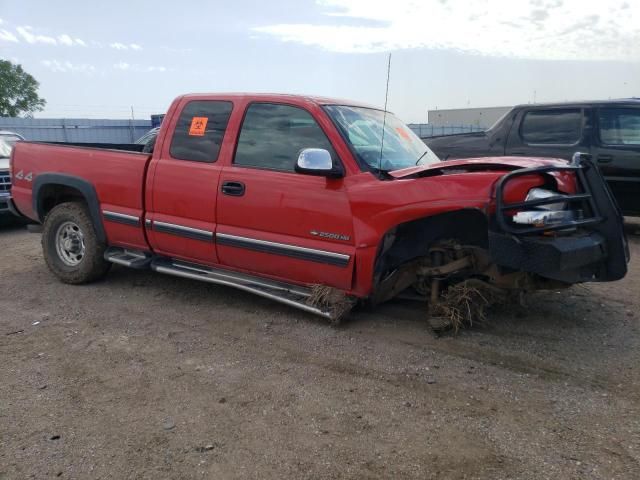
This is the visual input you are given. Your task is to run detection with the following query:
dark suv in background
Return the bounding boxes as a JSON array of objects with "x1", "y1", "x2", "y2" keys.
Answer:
[{"x1": 425, "y1": 100, "x2": 640, "y2": 216}]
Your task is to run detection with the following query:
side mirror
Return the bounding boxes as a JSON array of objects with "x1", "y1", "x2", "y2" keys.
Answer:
[{"x1": 295, "y1": 148, "x2": 343, "y2": 178}]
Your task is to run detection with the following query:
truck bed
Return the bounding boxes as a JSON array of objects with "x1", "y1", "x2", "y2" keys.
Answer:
[{"x1": 11, "y1": 142, "x2": 151, "y2": 248}]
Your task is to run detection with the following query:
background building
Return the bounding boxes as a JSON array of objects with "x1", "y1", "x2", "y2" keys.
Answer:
[
  {"x1": 0, "y1": 118, "x2": 152, "y2": 143},
  {"x1": 428, "y1": 106, "x2": 512, "y2": 128},
  {"x1": 407, "y1": 123, "x2": 485, "y2": 138}
]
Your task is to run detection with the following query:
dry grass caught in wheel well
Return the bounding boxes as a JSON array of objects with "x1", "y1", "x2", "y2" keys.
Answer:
[
  {"x1": 429, "y1": 279, "x2": 508, "y2": 333},
  {"x1": 306, "y1": 285, "x2": 354, "y2": 325}
]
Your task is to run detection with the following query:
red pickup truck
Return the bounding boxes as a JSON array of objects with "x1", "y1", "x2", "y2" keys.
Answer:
[{"x1": 9, "y1": 93, "x2": 629, "y2": 323}]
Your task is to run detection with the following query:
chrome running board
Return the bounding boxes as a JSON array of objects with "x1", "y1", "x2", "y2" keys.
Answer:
[
  {"x1": 104, "y1": 247, "x2": 152, "y2": 269},
  {"x1": 150, "y1": 258, "x2": 334, "y2": 320}
]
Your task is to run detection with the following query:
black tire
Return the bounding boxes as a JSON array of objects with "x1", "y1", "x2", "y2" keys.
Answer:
[{"x1": 41, "y1": 202, "x2": 111, "y2": 284}]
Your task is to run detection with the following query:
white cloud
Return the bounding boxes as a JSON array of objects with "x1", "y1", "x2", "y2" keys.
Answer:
[
  {"x1": 253, "y1": 0, "x2": 640, "y2": 61},
  {"x1": 54, "y1": 34, "x2": 86, "y2": 47},
  {"x1": 113, "y1": 62, "x2": 166, "y2": 72},
  {"x1": 3, "y1": 22, "x2": 141, "y2": 51},
  {"x1": 109, "y1": 42, "x2": 145, "y2": 50},
  {"x1": 17, "y1": 26, "x2": 57, "y2": 45},
  {"x1": 41, "y1": 59, "x2": 96, "y2": 74},
  {"x1": 57, "y1": 34, "x2": 73, "y2": 46},
  {"x1": 4, "y1": 27, "x2": 86, "y2": 46},
  {"x1": 0, "y1": 29, "x2": 18, "y2": 43}
]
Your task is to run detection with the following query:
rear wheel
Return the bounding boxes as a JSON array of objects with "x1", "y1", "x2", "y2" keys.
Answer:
[{"x1": 42, "y1": 202, "x2": 111, "y2": 284}]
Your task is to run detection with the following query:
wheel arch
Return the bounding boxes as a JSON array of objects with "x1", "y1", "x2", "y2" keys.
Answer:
[
  {"x1": 372, "y1": 208, "x2": 489, "y2": 282},
  {"x1": 33, "y1": 173, "x2": 106, "y2": 242}
]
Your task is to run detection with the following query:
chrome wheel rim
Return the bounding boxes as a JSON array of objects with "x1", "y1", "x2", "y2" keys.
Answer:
[{"x1": 55, "y1": 221, "x2": 86, "y2": 266}]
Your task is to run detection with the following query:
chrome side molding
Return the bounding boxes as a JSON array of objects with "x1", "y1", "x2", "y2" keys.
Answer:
[
  {"x1": 216, "y1": 232, "x2": 350, "y2": 267},
  {"x1": 152, "y1": 220, "x2": 214, "y2": 242},
  {"x1": 102, "y1": 210, "x2": 140, "y2": 227}
]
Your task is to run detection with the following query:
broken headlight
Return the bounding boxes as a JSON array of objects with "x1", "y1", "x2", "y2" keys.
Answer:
[{"x1": 512, "y1": 188, "x2": 581, "y2": 226}]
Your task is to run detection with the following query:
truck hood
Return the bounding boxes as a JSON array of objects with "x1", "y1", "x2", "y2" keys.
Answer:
[
  {"x1": 0, "y1": 157, "x2": 9, "y2": 171},
  {"x1": 389, "y1": 156, "x2": 568, "y2": 179}
]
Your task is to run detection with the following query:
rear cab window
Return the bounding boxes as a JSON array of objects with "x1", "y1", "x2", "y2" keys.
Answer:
[
  {"x1": 170, "y1": 100, "x2": 233, "y2": 162},
  {"x1": 233, "y1": 103, "x2": 337, "y2": 172},
  {"x1": 520, "y1": 109, "x2": 582, "y2": 145},
  {"x1": 598, "y1": 108, "x2": 640, "y2": 146}
]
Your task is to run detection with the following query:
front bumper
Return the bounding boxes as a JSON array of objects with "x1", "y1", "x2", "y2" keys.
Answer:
[
  {"x1": 489, "y1": 231, "x2": 608, "y2": 283},
  {"x1": 0, "y1": 194, "x2": 11, "y2": 215},
  {"x1": 0, "y1": 195, "x2": 24, "y2": 218},
  {"x1": 490, "y1": 155, "x2": 629, "y2": 283}
]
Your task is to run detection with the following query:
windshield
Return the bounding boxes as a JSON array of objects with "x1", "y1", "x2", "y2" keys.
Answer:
[{"x1": 324, "y1": 105, "x2": 440, "y2": 172}]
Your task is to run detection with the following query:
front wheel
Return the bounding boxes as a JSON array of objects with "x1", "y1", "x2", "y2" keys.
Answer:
[{"x1": 42, "y1": 202, "x2": 111, "y2": 284}]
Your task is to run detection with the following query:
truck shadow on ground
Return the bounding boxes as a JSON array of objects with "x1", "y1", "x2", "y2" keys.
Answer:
[
  {"x1": 23, "y1": 258, "x2": 637, "y2": 401},
  {"x1": 0, "y1": 221, "x2": 28, "y2": 232},
  {"x1": 624, "y1": 217, "x2": 640, "y2": 236},
  {"x1": 107, "y1": 263, "x2": 633, "y2": 347},
  {"x1": 356, "y1": 287, "x2": 638, "y2": 398}
]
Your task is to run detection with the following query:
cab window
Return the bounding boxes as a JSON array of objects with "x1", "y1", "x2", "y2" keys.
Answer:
[
  {"x1": 170, "y1": 100, "x2": 233, "y2": 162},
  {"x1": 234, "y1": 103, "x2": 335, "y2": 172},
  {"x1": 521, "y1": 109, "x2": 582, "y2": 145},
  {"x1": 598, "y1": 108, "x2": 640, "y2": 145}
]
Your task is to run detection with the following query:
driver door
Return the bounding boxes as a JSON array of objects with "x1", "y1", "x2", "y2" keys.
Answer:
[{"x1": 216, "y1": 102, "x2": 355, "y2": 290}]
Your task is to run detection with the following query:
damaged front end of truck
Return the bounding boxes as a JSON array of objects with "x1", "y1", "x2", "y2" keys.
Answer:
[{"x1": 369, "y1": 153, "x2": 629, "y2": 332}]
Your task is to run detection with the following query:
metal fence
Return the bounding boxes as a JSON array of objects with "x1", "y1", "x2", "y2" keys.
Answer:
[
  {"x1": 0, "y1": 118, "x2": 481, "y2": 144},
  {"x1": 408, "y1": 123, "x2": 485, "y2": 138},
  {"x1": 0, "y1": 118, "x2": 153, "y2": 143}
]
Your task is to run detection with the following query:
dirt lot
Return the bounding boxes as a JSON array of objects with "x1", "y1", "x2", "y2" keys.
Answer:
[{"x1": 1, "y1": 221, "x2": 639, "y2": 480}]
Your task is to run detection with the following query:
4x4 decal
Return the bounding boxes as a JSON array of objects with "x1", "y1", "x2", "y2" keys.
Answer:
[{"x1": 14, "y1": 170, "x2": 33, "y2": 182}]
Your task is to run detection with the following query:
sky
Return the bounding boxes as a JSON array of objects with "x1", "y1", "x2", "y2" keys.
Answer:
[{"x1": 0, "y1": 0, "x2": 639, "y2": 122}]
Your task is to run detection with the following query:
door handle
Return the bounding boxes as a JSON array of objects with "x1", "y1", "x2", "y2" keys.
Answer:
[
  {"x1": 510, "y1": 151, "x2": 526, "y2": 155},
  {"x1": 221, "y1": 181, "x2": 245, "y2": 196},
  {"x1": 597, "y1": 155, "x2": 613, "y2": 163}
]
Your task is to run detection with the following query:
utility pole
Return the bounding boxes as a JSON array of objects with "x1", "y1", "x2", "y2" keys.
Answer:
[{"x1": 130, "y1": 106, "x2": 135, "y2": 142}]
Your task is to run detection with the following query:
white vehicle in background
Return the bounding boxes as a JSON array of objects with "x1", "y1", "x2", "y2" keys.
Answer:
[
  {"x1": 0, "y1": 131, "x2": 24, "y2": 144},
  {"x1": 0, "y1": 131, "x2": 24, "y2": 217}
]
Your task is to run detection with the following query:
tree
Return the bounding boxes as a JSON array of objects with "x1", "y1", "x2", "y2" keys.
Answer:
[{"x1": 0, "y1": 60, "x2": 46, "y2": 117}]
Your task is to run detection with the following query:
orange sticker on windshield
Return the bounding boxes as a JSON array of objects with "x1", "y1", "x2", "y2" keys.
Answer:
[
  {"x1": 396, "y1": 127, "x2": 412, "y2": 141},
  {"x1": 188, "y1": 117, "x2": 208, "y2": 136}
]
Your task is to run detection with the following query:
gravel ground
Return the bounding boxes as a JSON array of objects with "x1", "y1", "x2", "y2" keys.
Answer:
[{"x1": 1, "y1": 220, "x2": 639, "y2": 479}]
